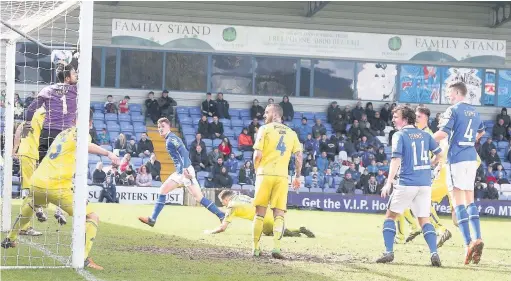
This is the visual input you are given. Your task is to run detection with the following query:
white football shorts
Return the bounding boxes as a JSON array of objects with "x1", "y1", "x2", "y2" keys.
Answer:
[
  {"x1": 446, "y1": 161, "x2": 479, "y2": 192},
  {"x1": 387, "y1": 185, "x2": 432, "y2": 218}
]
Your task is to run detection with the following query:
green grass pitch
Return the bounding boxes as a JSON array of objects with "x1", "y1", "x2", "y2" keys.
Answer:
[{"x1": 1, "y1": 201, "x2": 510, "y2": 281}]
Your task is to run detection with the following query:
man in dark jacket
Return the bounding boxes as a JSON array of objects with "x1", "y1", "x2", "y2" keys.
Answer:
[
  {"x1": 190, "y1": 145, "x2": 209, "y2": 172},
  {"x1": 209, "y1": 116, "x2": 224, "y2": 139},
  {"x1": 197, "y1": 115, "x2": 210, "y2": 138},
  {"x1": 351, "y1": 101, "x2": 364, "y2": 121},
  {"x1": 137, "y1": 133, "x2": 154, "y2": 158},
  {"x1": 327, "y1": 101, "x2": 341, "y2": 124},
  {"x1": 349, "y1": 120, "x2": 363, "y2": 143},
  {"x1": 312, "y1": 119, "x2": 327, "y2": 139},
  {"x1": 158, "y1": 90, "x2": 177, "y2": 120},
  {"x1": 370, "y1": 111, "x2": 387, "y2": 136},
  {"x1": 215, "y1": 92, "x2": 230, "y2": 119},
  {"x1": 145, "y1": 91, "x2": 160, "y2": 125},
  {"x1": 496, "y1": 107, "x2": 510, "y2": 127},
  {"x1": 485, "y1": 182, "x2": 499, "y2": 200},
  {"x1": 145, "y1": 153, "x2": 161, "y2": 181},
  {"x1": 479, "y1": 137, "x2": 496, "y2": 162},
  {"x1": 492, "y1": 118, "x2": 507, "y2": 141},
  {"x1": 279, "y1": 95, "x2": 294, "y2": 121},
  {"x1": 191, "y1": 133, "x2": 207, "y2": 151},
  {"x1": 338, "y1": 173, "x2": 356, "y2": 194},
  {"x1": 248, "y1": 118, "x2": 260, "y2": 138},
  {"x1": 486, "y1": 148, "x2": 501, "y2": 169},
  {"x1": 201, "y1": 92, "x2": 217, "y2": 117}
]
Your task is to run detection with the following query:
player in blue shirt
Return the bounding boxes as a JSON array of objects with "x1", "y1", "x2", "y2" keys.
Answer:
[
  {"x1": 139, "y1": 118, "x2": 225, "y2": 227},
  {"x1": 433, "y1": 82, "x2": 485, "y2": 265},
  {"x1": 377, "y1": 105, "x2": 442, "y2": 267}
]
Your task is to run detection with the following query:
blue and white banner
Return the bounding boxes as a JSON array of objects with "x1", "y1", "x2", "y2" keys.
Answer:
[
  {"x1": 483, "y1": 69, "x2": 496, "y2": 106},
  {"x1": 497, "y1": 69, "x2": 511, "y2": 107},
  {"x1": 287, "y1": 193, "x2": 511, "y2": 218},
  {"x1": 440, "y1": 67, "x2": 483, "y2": 106},
  {"x1": 399, "y1": 65, "x2": 441, "y2": 104}
]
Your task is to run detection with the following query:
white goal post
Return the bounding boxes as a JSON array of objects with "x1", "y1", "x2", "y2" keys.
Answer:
[{"x1": 1, "y1": 0, "x2": 94, "y2": 270}]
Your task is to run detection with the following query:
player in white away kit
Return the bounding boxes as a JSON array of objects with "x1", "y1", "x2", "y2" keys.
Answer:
[
  {"x1": 377, "y1": 105, "x2": 442, "y2": 267},
  {"x1": 433, "y1": 82, "x2": 485, "y2": 265}
]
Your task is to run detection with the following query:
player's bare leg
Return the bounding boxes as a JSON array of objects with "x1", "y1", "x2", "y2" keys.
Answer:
[
  {"x1": 139, "y1": 178, "x2": 178, "y2": 227},
  {"x1": 271, "y1": 208, "x2": 286, "y2": 259}
]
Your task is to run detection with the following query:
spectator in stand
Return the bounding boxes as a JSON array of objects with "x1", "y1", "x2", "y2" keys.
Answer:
[
  {"x1": 114, "y1": 133, "x2": 128, "y2": 157},
  {"x1": 319, "y1": 134, "x2": 329, "y2": 153},
  {"x1": 104, "y1": 95, "x2": 118, "y2": 113},
  {"x1": 430, "y1": 113, "x2": 441, "y2": 133},
  {"x1": 145, "y1": 153, "x2": 161, "y2": 181},
  {"x1": 364, "y1": 175, "x2": 379, "y2": 195},
  {"x1": 327, "y1": 101, "x2": 341, "y2": 124},
  {"x1": 136, "y1": 165, "x2": 153, "y2": 187},
  {"x1": 238, "y1": 161, "x2": 255, "y2": 185},
  {"x1": 361, "y1": 147, "x2": 376, "y2": 167},
  {"x1": 215, "y1": 92, "x2": 230, "y2": 119},
  {"x1": 158, "y1": 90, "x2": 177, "y2": 121},
  {"x1": 218, "y1": 139, "x2": 231, "y2": 160},
  {"x1": 325, "y1": 135, "x2": 338, "y2": 161},
  {"x1": 107, "y1": 165, "x2": 121, "y2": 185},
  {"x1": 485, "y1": 181, "x2": 499, "y2": 200},
  {"x1": 202, "y1": 92, "x2": 217, "y2": 117},
  {"x1": 208, "y1": 147, "x2": 221, "y2": 168},
  {"x1": 100, "y1": 176, "x2": 118, "y2": 203},
  {"x1": 345, "y1": 163, "x2": 361, "y2": 181},
  {"x1": 388, "y1": 124, "x2": 397, "y2": 145},
  {"x1": 329, "y1": 159, "x2": 341, "y2": 176},
  {"x1": 316, "y1": 151, "x2": 329, "y2": 175},
  {"x1": 303, "y1": 134, "x2": 317, "y2": 158},
  {"x1": 474, "y1": 180, "x2": 485, "y2": 200},
  {"x1": 250, "y1": 99, "x2": 264, "y2": 120},
  {"x1": 211, "y1": 156, "x2": 225, "y2": 178},
  {"x1": 323, "y1": 169, "x2": 334, "y2": 189},
  {"x1": 338, "y1": 173, "x2": 356, "y2": 194},
  {"x1": 376, "y1": 169, "x2": 386, "y2": 185},
  {"x1": 370, "y1": 111, "x2": 386, "y2": 136},
  {"x1": 89, "y1": 122, "x2": 100, "y2": 145},
  {"x1": 495, "y1": 164, "x2": 507, "y2": 180},
  {"x1": 356, "y1": 135, "x2": 370, "y2": 152},
  {"x1": 97, "y1": 128, "x2": 110, "y2": 145},
  {"x1": 365, "y1": 102, "x2": 376, "y2": 122},
  {"x1": 13, "y1": 99, "x2": 24, "y2": 120},
  {"x1": 389, "y1": 103, "x2": 397, "y2": 114},
  {"x1": 349, "y1": 120, "x2": 363, "y2": 143},
  {"x1": 24, "y1": 91, "x2": 36, "y2": 109},
  {"x1": 267, "y1": 98, "x2": 274, "y2": 105},
  {"x1": 309, "y1": 167, "x2": 320, "y2": 188},
  {"x1": 224, "y1": 153, "x2": 239, "y2": 173},
  {"x1": 312, "y1": 119, "x2": 327, "y2": 139},
  {"x1": 358, "y1": 169, "x2": 370, "y2": 189},
  {"x1": 248, "y1": 118, "x2": 260, "y2": 139},
  {"x1": 496, "y1": 107, "x2": 511, "y2": 127},
  {"x1": 375, "y1": 146, "x2": 387, "y2": 163},
  {"x1": 279, "y1": 95, "x2": 294, "y2": 121},
  {"x1": 118, "y1": 96, "x2": 130, "y2": 114},
  {"x1": 191, "y1": 133, "x2": 207, "y2": 152},
  {"x1": 214, "y1": 167, "x2": 233, "y2": 188},
  {"x1": 380, "y1": 103, "x2": 391, "y2": 125},
  {"x1": 197, "y1": 115, "x2": 210, "y2": 138},
  {"x1": 137, "y1": 133, "x2": 154, "y2": 158},
  {"x1": 486, "y1": 166, "x2": 497, "y2": 184},
  {"x1": 126, "y1": 139, "x2": 138, "y2": 157},
  {"x1": 332, "y1": 111, "x2": 347, "y2": 134},
  {"x1": 92, "y1": 162, "x2": 106, "y2": 185},
  {"x1": 341, "y1": 105, "x2": 353, "y2": 124},
  {"x1": 296, "y1": 117, "x2": 311, "y2": 142},
  {"x1": 492, "y1": 118, "x2": 507, "y2": 141},
  {"x1": 120, "y1": 165, "x2": 136, "y2": 186},
  {"x1": 302, "y1": 154, "x2": 315, "y2": 176},
  {"x1": 145, "y1": 91, "x2": 160, "y2": 125},
  {"x1": 340, "y1": 136, "x2": 356, "y2": 158},
  {"x1": 359, "y1": 114, "x2": 374, "y2": 138},
  {"x1": 366, "y1": 159, "x2": 378, "y2": 175},
  {"x1": 480, "y1": 137, "x2": 496, "y2": 162},
  {"x1": 351, "y1": 101, "x2": 364, "y2": 121},
  {"x1": 13, "y1": 93, "x2": 23, "y2": 108},
  {"x1": 380, "y1": 159, "x2": 389, "y2": 175},
  {"x1": 238, "y1": 128, "x2": 254, "y2": 151},
  {"x1": 190, "y1": 145, "x2": 208, "y2": 172},
  {"x1": 486, "y1": 148, "x2": 501, "y2": 169},
  {"x1": 209, "y1": 116, "x2": 224, "y2": 139},
  {"x1": 119, "y1": 154, "x2": 131, "y2": 173}
]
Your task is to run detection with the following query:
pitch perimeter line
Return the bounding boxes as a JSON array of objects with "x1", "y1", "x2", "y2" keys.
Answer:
[{"x1": 18, "y1": 238, "x2": 102, "y2": 281}]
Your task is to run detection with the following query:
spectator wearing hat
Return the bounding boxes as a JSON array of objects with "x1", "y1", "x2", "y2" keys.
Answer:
[
  {"x1": 496, "y1": 107, "x2": 511, "y2": 127},
  {"x1": 119, "y1": 96, "x2": 130, "y2": 114},
  {"x1": 296, "y1": 117, "x2": 311, "y2": 142},
  {"x1": 312, "y1": 119, "x2": 327, "y2": 139},
  {"x1": 158, "y1": 90, "x2": 177, "y2": 121},
  {"x1": 202, "y1": 92, "x2": 217, "y2": 117},
  {"x1": 216, "y1": 92, "x2": 230, "y2": 119},
  {"x1": 327, "y1": 101, "x2": 341, "y2": 124},
  {"x1": 145, "y1": 91, "x2": 160, "y2": 125}
]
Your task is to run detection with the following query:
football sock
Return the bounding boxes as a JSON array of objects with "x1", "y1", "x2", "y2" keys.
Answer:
[
  {"x1": 455, "y1": 205, "x2": 472, "y2": 246},
  {"x1": 150, "y1": 194, "x2": 166, "y2": 221},
  {"x1": 8, "y1": 197, "x2": 34, "y2": 241},
  {"x1": 466, "y1": 203, "x2": 481, "y2": 240},
  {"x1": 199, "y1": 197, "x2": 225, "y2": 220},
  {"x1": 84, "y1": 218, "x2": 99, "y2": 258},
  {"x1": 382, "y1": 219, "x2": 396, "y2": 253},
  {"x1": 430, "y1": 205, "x2": 447, "y2": 233},
  {"x1": 273, "y1": 216, "x2": 285, "y2": 252},
  {"x1": 396, "y1": 215, "x2": 405, "y2": 239},
  {"x1": 422, "y1": 223, "x2": 438, "y2": 254},
  {"x1": 252, "y1": 215, "x2": 264, "y2": 251},
  {"x1": 403, "y1": 209, "x2": 420, "y2": 232}
]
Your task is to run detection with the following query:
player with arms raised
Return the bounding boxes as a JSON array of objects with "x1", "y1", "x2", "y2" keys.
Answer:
[
  {"x1": 252, "y1": 104, "x2": 303, "y2": 259},
  {"x1": 138, "y1": 118, "x2": 225, "y2": 227},
  {"x1": 377, "y1": 105, "x2": 442, "y2": 267},
  {"x1": 433, "y1": 82, "x2": 485, "y2": 264},
  {"x1": 202, "y1": 190, "x2": 315, "y2": 238},
  {"x1": 2, "y1": 111, "x2": 120, "y2": 270}
]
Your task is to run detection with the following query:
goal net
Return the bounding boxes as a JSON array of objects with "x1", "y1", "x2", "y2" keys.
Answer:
[{"x1": 1, "y1": 0, "x2": 94, "y2": 269}]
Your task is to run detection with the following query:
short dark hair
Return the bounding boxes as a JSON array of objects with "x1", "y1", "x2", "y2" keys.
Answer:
[
  {"x1": 149, "y1": 91, "x2": 154, "y2": 95},
  {"x1": 302, "y1": 117, "x2": 307, "y2": 121},
  {"x1": 124, "y1": 95, "x2": 130, "y2": 100},
  {"x1": 392, "y1": 105, "x2": 416, "y2": 125},
  {"x1": 448, "y1": 82, "x2": 468, "y2": 96},
  {"x1": 107, "y1": 95, "x2": 113, "y2": 98},
  {"x1": 56, "y1": 63, "x2": 74, "y2": 83},
  {"x1": 218, "y1": 190, "x2": 234, "y2": 200},
  {"x1": 415, "y1": 106, "x2": 430, "y2": 118},
  {"x1": 162, "y1": 90, "x2": 169, "y2": 94},
  {"x1": 206, "y1": 92, "x2": 211, "y2": 95}
]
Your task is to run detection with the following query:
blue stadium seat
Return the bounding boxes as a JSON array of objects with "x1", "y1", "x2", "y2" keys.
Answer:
[
  {"x1": 303, "y1": 112, "x2": 315, "y2": 121},
  {"x1": 315, "y1": 113, "x2": 327, "y2": 122},
  {"x1": 230, "y1": 173, "x2": 238, "y2": 184},
  {"x1": 220, "y1": 119, "x2": 231, "y2": 128},
  {"x1": 228, "y1": 109, "x2": 241, "y2": 119},
  {"x1": 88, "y1": 154, "x2": 100, "y2": 164},
  {"x1": 186, "y1": 138, "x2": 194, "y2": 149},
  {"x1": 119, "y1": 121, "x2": 131, "y2": 127},
  {"x1": 129, "y1": 104, "x2": 142, "y2": 113},
  {"x1": 231, "y1": 184, "x2": 242, "y2": 190},
  {"x1": 94, "y1": 122, "x2": 106, "y2": 130},
  {"x1": 202, "y1": 138, "x2": 212, "y2": 147},
  {"x1": 180, "y1": 116, "x2": 193, "y2": 126},
  {"x1": 109, "y1": 131, "x2": 119, "y2": 141},
  {"x1": 243, "y1": 119, "x2": 252, "y2": 127},
  {"x1": 92, "y1": 102, "x2": 104, "y2": 112},
  {"x1": 346, "y1": 124, "x2": 352, "y2": 132},
  {"x1": 93, "y1": 112, "x2": 104, "y2": 121},
  {"x1": 131, "y1": 157, "x2": 143, "y2": 166},
  {"x1": 213, "y1": 139, "x2": 222, "y2": 147},
  {"x1": 176, "y1": 107, "x2": 189, "y2": 115},
  {"x1": 134, "y1": 124, "x2": 146, "y2": 133},
  {"x1": 182, "y1": 127, "x2": 195, "y2": 135},
  {"x1": 107, "y1": 124, "x2": 120, "y2": 132},
  {"x1": 189, "y1": 107, "x2": 202, "y2": 116},
  {"x1": 230, "y1": 140, "x2": 238, "y2": 148},
  {"x1": 498, "y1": 141, "x2": 508, "y2": 150},
  {"x1": 284, "y1": 121, "x2": 293, "y2": 128},
  {"x1": 305, "y1": 176, "x2": 312, "y2": 187},
  {"x1": 310, "y1": 187, "x2": 323, "y2": 193},
  {"x1": 293, "y1": 112, "x2": 302, "y2": 119},
  {"x1": 197, "y1": 171, "x2": 209, "y2": 180},
  {"x1": 131, "y1": 115, "x2": 144, "y2": 123},
  {"x1": 223, "y1": 130, "x2": 235, "y2": 139},
  {"x1": 152, "y1": 181, "x2": 162, "y2": 187},
  {"x1": 106, "y1": 120, "x2": 118, "y2": 126},
  {"x1": 118, "y1": 114, "x2": 131, "y2": 123},
  {"x1": 483, "y1": 120, "x2": 495, "y2": 128},
  {"x1": 104, "y1": 113, "x2": 118, "y2": 122},
  {"x1": 135, "y1": 133, "x2": 144, "y2": 141},
  {"x1": 243, "y1": 151, "x2": 252, "y2": 160},
  {"x1": 121, "y1": 124, "x2": 134, "y2": 132},
  {"x1": 184, "y1": 134, "x2": 195, "y2": 144},
  {"x1": 239, "y1": 110, "x2": 250, "y2": 119},
  {"x1": 101, "y1": 145, "x2": 113, "y2": 151},
  {"x1": 231, "y1": 119, "x2": 244, "y2": 128},
  {"x1": 89, "y1": 164, "x2": 96, "y2": 177},
  {"x1": 190, "y1": 113, "x2": 202, "y2": 120}
]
